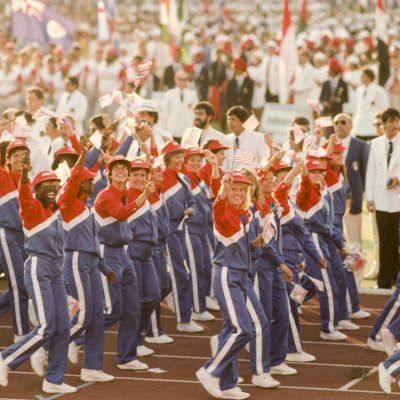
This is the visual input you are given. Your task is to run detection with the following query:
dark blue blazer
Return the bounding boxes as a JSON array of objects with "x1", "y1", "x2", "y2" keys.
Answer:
[{"x1": 345, "y1": 137, "x2": 369, "y2": 214}]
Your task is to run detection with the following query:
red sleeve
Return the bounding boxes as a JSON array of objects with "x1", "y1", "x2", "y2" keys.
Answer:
[
  {"x1": 69, "y1": 134, "x2": 82, "y2": 155},
  {"x1": 210, "y1": 177, "x2": 221, "y2": 198},
  {"x1": 94, "y1": 191, "x2": 139, "y2": 221},
  {"x1": 273, "y1": 182, "x2": 290, "y2": 216},
  {"x1": 18, "y1": 182, "x2": 42, "y2": 225},
  {"x1": 212, "y1": 195, "x2": 228, "y2": 224},
  {"x1": 150, "y1": 146, "x2": 159, "y2": 157},
  {"x1": 296, "y1": 174, "x2": 313, "y2": 210}
]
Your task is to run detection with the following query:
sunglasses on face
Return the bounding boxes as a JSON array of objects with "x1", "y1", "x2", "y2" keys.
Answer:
[{"x1": 334, "y1": 120, "x2": 347, "y2": 126}]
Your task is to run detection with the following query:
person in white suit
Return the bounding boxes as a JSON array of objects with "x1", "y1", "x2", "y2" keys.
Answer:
[
  {"x1": 163, "y1": 70, "x2": 198, "y2": 140},
  {"x1": 352, "y1": 68, "x2": 389, "y2": 140},
  {"x1": 366, "y1": 108, "x2": 400, "y2": 289}
]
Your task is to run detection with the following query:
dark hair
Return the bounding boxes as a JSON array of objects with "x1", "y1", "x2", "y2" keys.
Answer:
[
  {"x1": 292, "y1": 115, "x2": 310, "y2": 127},
  {"x1": 49, "y1": 117, "x2": 58, "y2": 129},
  {"x1": 362, "y1": 68, "x2": 374, "y2": 82},
  {"x1": 226, "y1": 106, "x2": 250, "y2": 122},
  {"x1": 27, "y1": 87, "x2": 44, "y2": 100},
  {"x1": 67, "y1": 76, "x2": 79, "y2": 87},
  {"x1": 138, "y1": 111, "x2": 159, "y2": 124},
  {"x1": 0, "y1": 140, "x2": 11, "y2": 167},
  {"x1": 194, "y1": 101, "x2": 215, "y2": 120},
  {"x1": 381, "y1": 108, "x2": 400, "y2": 123},
  {"x1": 90, "y1": 114, "x2": 105, "y2": 130}
]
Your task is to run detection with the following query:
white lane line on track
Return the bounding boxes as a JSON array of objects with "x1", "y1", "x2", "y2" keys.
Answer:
[{"x1": 338, "y1": 366, "x2": 379, "y2": 391}]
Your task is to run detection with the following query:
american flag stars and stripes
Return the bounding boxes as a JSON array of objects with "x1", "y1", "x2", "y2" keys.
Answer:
[
  {"x1": 242, "y1": 114, "x2": 260, "y2": 133},
  {"x1": 232, "y1": 150, "x2": 256, "y2": 165},
  {"x1": 293, "y1": 123, "x2": 305, "y2": 144}
]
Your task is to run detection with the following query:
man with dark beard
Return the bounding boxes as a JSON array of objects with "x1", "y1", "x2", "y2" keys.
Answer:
[{"x1": 193, "y1": 101, "x2": 226, "y2": 147}]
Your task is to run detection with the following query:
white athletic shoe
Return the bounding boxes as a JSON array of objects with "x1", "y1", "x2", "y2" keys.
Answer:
[
  {"x1": 145, "y1": 335, "x2": 174, "y2": 344},
  {"x1": 137, "y1": 345, "x2": 154, "y2": 357},
  {"x1": 378, "y1": 362, "x2": 393, "y2": 394},
  {"x1": 117, "y1": 360, "x2": 149, "y2": 371},
  {"x1": 80, "y1": 369, "x2": 114, "y2": 383},
  {"x1": 0, "y1": 356, "x2": 9, "y2": 387},
  {"x1": 177, "y1": 320, "x2": 204, "y2": 333},
  {"x1": 270, "y1": 363, "x2": 297, "y2": 375},
  {"x1": 350, "y1": 310, "x2": 371, "y2": 319},
  {"x1": 338, "y1": 320, "x2": 360, "y2": 331},
  {"x1": 42, "y1": 380, "x2": 77, "y2": 394},
  {"x1": 367, "y1": 337, "x2": 385, "y2": 352},
  {"x1": 210, "y1": 335, "x2": 218, "y2": 357},
  {"x1": 381, "y1": 329, "x2": 398, "y2": 356},
  {"x1": 192, "y1": 311, "x2": 215, "y2": 321},
  {"x1": 68, "y1": 342, "x2": 80, "y2": 364},
  {"x1": 320, "y1": 331, "x2": 347, "y2": 341},
  {"x1": 237, "y1": 377, "x2": 244, "y2": 384},
  {"x1": 196, "y1": 367, "x2": 223, "y2": 398},
  {"x1": 285, "y1": 351, "x2": 316, "y2": 363},
  {"x1": 221, "y1": 386, "x2": 250, "y2": 399},
  {"x1": 31, "y1": 347, "x2": 47, "y2": 377},
  {"x1": 206, "y1": 296, "x2": 221, "y2": 311},
  {"x1": 251, "y1": 372, "x2": 280, "y2": 388}
]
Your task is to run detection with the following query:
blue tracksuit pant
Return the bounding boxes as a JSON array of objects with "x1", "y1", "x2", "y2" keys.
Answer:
[
  {"x1": 1, "y1": 255, "x2": 70, "y2": 384},
  {"x1": 64, "y1": 251, "x2": 104, "y2": 370}
]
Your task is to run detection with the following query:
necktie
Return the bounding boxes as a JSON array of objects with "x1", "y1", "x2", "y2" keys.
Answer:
[
  {"x1": 180, "y1": 91, "x2": 184, "y2": 102},
  {"x1": 235, "y1": 137, "x2": 239, "y2": 150},
  {"x1": 388, "y1": 141, "x2": 393, "y2": 166}
]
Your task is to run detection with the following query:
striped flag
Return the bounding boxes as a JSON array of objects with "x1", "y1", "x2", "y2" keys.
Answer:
[
  {"x1": 293, "y1": 124, "x2": 305, "y2": 144},
  {"x1": 134, "y1": 60, "x2": 153, "y2": 85},
  {"x1": 306, "y1": 98, "x2": 320, "y2": 115},
  {"x1": 242, "y1": 114, "x2": 260, "y2": 133},
  {"x1": 233, "y1": 150, "x2": 255, "y2": 165},
  {"x1": 181, "y1": 127, "x2": 202, "y2": 147},
  {"x1": 33, "y1": 107, "x2": 57, "y2": 120}
]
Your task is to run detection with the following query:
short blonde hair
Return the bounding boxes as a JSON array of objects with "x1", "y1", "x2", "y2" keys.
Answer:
[{"x1": 218, "y1": 181, "x2": 251, "y2": 211}]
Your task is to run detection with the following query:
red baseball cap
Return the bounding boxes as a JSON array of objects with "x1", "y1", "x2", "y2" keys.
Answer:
[
  {"x1": 51, "y1": 147, "x2": 79, "y2": 170},
  {"x1": 106, "y1": 155, "x2": 131, "y2": 171},
  {"x1": 32, "y1": 171, "x2": 61, "y2": 189},
  {"x1": 79, "y1": 167, "x2": 97, "y2": 181},
  {"x1": 230, "y1": 171, "x2": 251, "y2": 185},
  {"x1": 184, "y1": 147, "x2": 204, "y2": 159},
  {"x1": 161, "y1": 140, "x2": 184, "y2": 156},
  {"x1": 271, "y1": 161, "x2": 292, "y2": 174},
  {"x1": 131, "y1": 158, "x2": 150, "y2": 170},
  {"x1": 305, "y1": 159, "x2": 326, "y2": 172},
  {"x1": 6, "y1": 141, "x2": 30, "y2": 156},
  {"x1": 203, "y1": 140, "x2": 229, "y2": 151}
]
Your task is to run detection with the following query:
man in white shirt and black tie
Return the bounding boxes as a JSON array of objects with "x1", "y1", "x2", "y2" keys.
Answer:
[
  {"x1": 56, "y1": 76, "x2": 88, "y2": 136},
  {"x1": 366, "y1": 108, "x2": 400, "y2": 288}
]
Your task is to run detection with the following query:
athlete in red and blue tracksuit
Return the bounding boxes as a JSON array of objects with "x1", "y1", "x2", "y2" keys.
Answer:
[
  {"x1": 0, "y1": 142, "x2": 30, "y2": 338},
  {"x1": 160, "y1": 142, "x2": 196, "y2": 328},
  {"x1": 57, "y1": 142, "x2": 113, "y2": 380},
  {"x1": 146, "y1": 166, "x2": 172, "y2": 340},
  {"x1": 197, "y1": 172, "x2": 253, "y2": 399},
  {"x1": 126, "y1": 159, "x2": 160, "y2": 347},
  {"x1": 0, "y1": 165, "x2": 76, "y2": 392},
  {"x1": 296, "y1": 160, "x2": 341, "y2": 337},
  {"x1": 93, "y1": 155, "x2": 143, "y2": 369}
]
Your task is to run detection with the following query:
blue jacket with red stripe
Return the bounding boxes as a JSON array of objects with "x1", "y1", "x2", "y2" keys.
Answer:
[
  {"x1": 0, "y1": 168, "x2": 23, "y2": 231},
  {"x1": 18, "y1": 182, "x2": 64, "y2": 259},
  {"x1": 213, "y1": 196, "x2": 251, "y2": 271},
  {"x1": 94, "y1": 184, "x2": 138, "y2": 247},
  {"x1": 57, "y1": 164, "x2": 100, "y2": 256}
]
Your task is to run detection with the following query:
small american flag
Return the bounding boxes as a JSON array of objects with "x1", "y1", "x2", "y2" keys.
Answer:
[
  {"x1": 181, "y1": 127, "x2": 202, "y2": 147},
  {"x1": 99, "y1": 93, "x2": 114, "y2": 108},
  {"x1": 33, "y1": 107, "x2": 57, "y2": 120},
  {"x1": 134, "y1": 60, "x2": 153, "y2": 85},
  {"x1": 306, "y1": 98, "x2": 320, "y2": 114},
  {"x1": 262, "y1": 213, "x2": 276, "y2": 244},
  {"x1": 315, "y1": 116, "x2": 333, "y2": 128},
  {"x1": 242, "y1": 114, "x2": 259, "y2": 133},
  {"x1": 293, "y1": 124, "x2": 305, "y2": 144},
  {"x1": 233, "y1": 150, "x2": 255, "y2": 165}
]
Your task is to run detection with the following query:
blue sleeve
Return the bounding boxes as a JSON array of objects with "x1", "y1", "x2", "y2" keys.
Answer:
[
  {"x1": 85, "y1": 146, "x2": 101, "y2": 169},
  {"x1": 302, "y1": 225, "x2": 322, "y2": 262},
  {"x1": 116, "y1": 135, "x2": 134, "y2": 157},
  {"x1": 262, "y1": 241, "x2": 284, "y2": 267}
]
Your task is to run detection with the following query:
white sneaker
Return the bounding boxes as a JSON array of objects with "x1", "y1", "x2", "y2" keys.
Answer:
[
  {"x1": 270, "y1": 363, "x2": 297, "y2": 375},
  {"x1": 117, "y1": 359, "x2": 148, "y2": 370},
  {"x1": 165, "y1": 293, "x2": 176, "y2": 313},
  {"x1": 196, "y1": 367, "x2": 223, "y2": 398},
  {"x1": 320, "y1": 331, "x2": 347, "y2": 341},
  {"x1": 137, "y1": 345, "x2": 154, "y2": 357},
  {"x1": 221, "y1": 386, "x2": 250, "y2": 399},
  {"x1": 285, "y1": 351, "x2": 316, "y2": 363},
  {"x1": 237, "y1": 377, "x2": 244, "y2": 384},
  {"x1": 367, "y1": 337, "x2": 385, "y2": 352},
  {"x1": 210, "y1": 335, "x2": 218, "y2": 357},
  {"x1": 364, "y1": 262, "x2": 379, "y2": 280},
  {"x1": 251, "y1": 372, "x2": 280, "y2": 388},
  {"x1": 80, "y1": 369, "x2": 114, "y2": 382},
  {"x1": 192, "y1": 311, "x2": 215, "y2": 321},
  {"x1": 145, "y1": 335, "x2": 174, "y2": 344},
  {"x1": 381, "y1": 329, "x2": 398, "y2": 356},
  {"x1": 31, "y1": 347, "x2": 47, "y2": 377},
  {"x1": 206, "y1": 296, "x2": 221, "y2": 311},
  {"x1": 177, "y1": 320, "x2": 204, "y2": 333},
  {"x1": 378, "y1": 362, "x2": 393, "y2": 394},
  {"x1": 68, "y1": 342, "x2": 80, "y2": 364},
  {"x1": 42, "y1": 380, "x2": 77, "y2": 394},
  {"x1": 0, "y1": 357, "x2": 9, "y2": 387},
  {"x1": 338, "y1": 320, "x2": 360, "y2": 331},
  {"x1": 350, "y1": 310, "x2": 371, "y2": 319}
]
